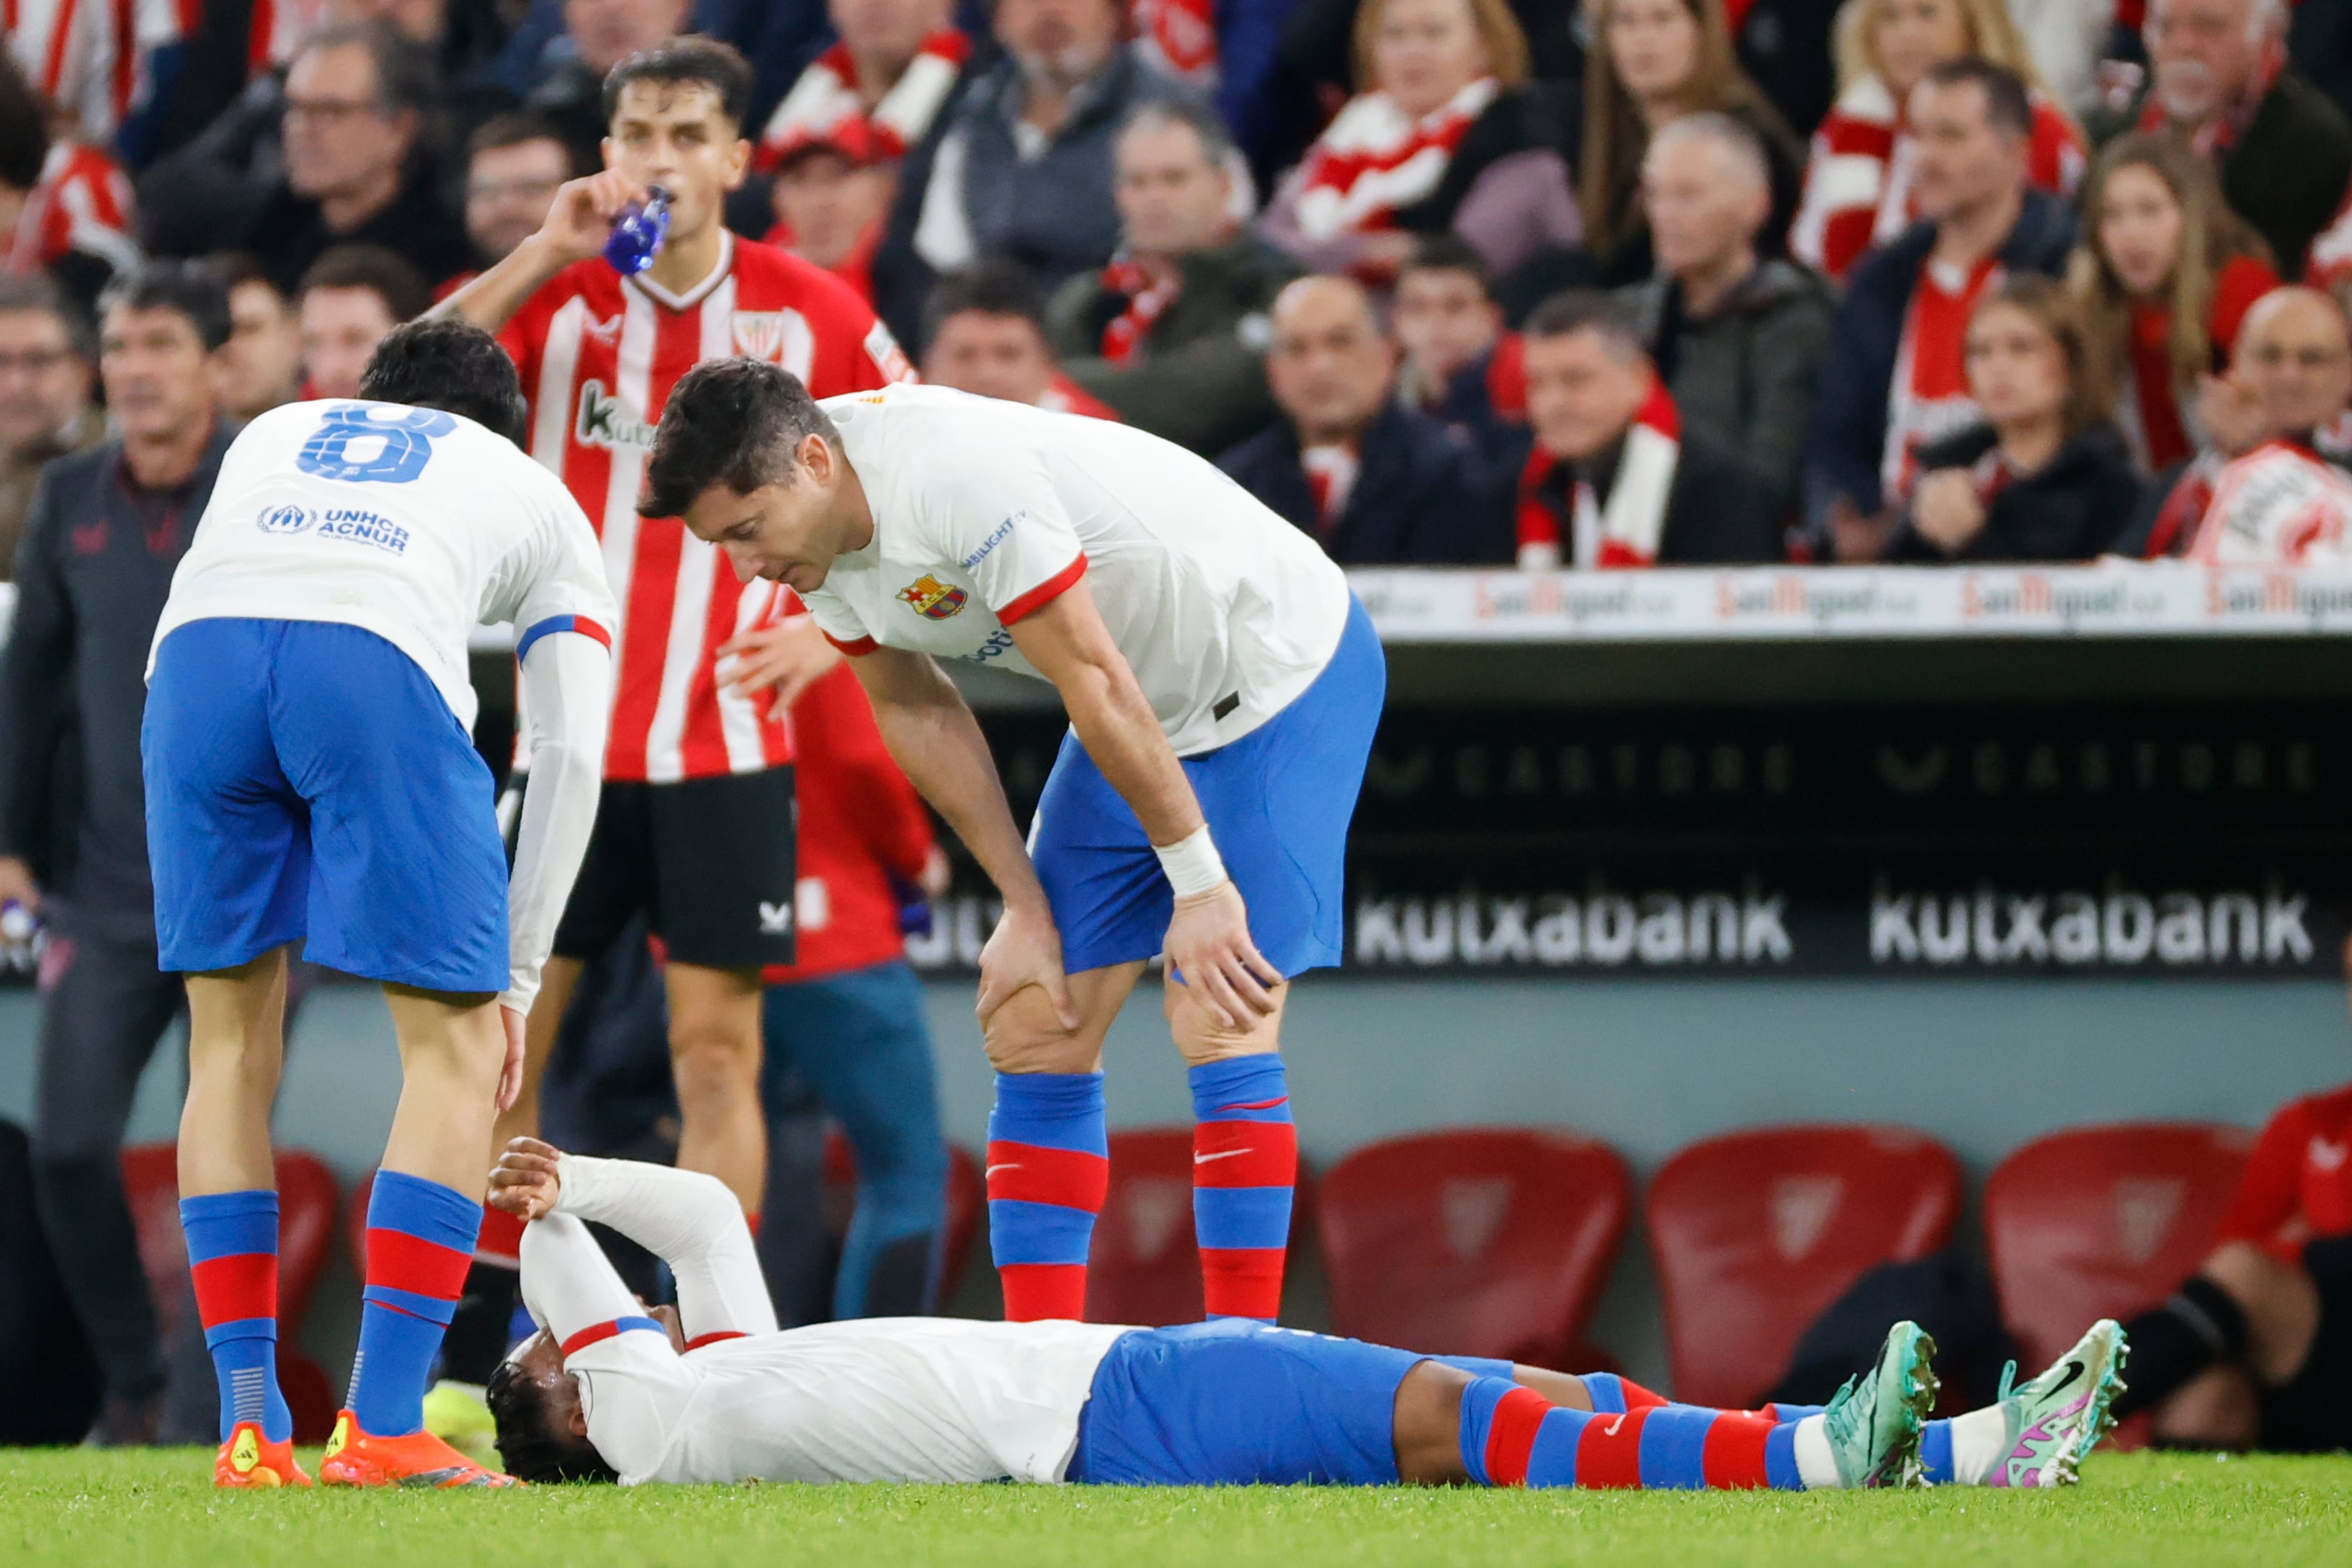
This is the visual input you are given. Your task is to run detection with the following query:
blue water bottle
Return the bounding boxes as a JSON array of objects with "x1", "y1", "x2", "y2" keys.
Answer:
[{"x1": 603, "y1": 184, "x2": 673, "y2": 276}]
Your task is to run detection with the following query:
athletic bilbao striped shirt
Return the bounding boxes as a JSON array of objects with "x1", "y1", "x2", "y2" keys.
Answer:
[{"x1": 498, "y1": 233, "x2": 915, "y2": 783}]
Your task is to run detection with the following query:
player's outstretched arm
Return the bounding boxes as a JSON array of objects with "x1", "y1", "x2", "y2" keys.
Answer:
[
  {"x1": 846, "y1": 642, "x2": 1079, "y2": 1030},
  {"x1": 432, "y1": 169, "x2": 650, "y2": 333},
  {"x1": 1005, "y1": 582, "x2": 1280, "y2": 1029}
]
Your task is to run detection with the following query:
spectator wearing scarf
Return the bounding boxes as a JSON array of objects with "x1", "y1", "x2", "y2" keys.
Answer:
[
  {"x1": 1256, "y1": 0, "x2": 1576, "y2": 284},
  {"x1": 756, "y1": 3, "x2": 970, "y2": 169}
]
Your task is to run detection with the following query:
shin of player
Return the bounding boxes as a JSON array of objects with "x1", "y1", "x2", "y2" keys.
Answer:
[{"x1": 153, "y1": 322, "x2": 614, "y2": 1487}]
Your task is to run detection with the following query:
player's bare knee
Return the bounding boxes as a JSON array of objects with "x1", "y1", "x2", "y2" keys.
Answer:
[
  {"x1": 980, "y1": 1009, "x2": 1101, "y2": 1076},
  {"x1": 1165, "y1": 977, "x2": 1285, "y2": 1066},
  {"x1": 669, "y1": 1026, "x2": 759, "y2": 1109}
]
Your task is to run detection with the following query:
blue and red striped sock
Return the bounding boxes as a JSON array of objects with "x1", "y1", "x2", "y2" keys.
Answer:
[
  {"x1": 1580, "y1": 1373, "x2": 1671, "y2": 1415},
  {"x1": 348, "y1": 1169, "x2": 480, "y2": 1435},
  {"x1": 1186, "y1": 1055, "x2": 1296, "y2": 1321},
  {"x1": 985, "y1": 1072, "x2": 1108, "y2": 1321},
  {"x1": 180, "y1": 1189, "x2": 292, "y2": 1443},
  {"x1": 1459, "y1": 1376, "x2": 1825, "y2": 1490}
]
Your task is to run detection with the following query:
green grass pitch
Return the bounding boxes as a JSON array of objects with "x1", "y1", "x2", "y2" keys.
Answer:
[{"x1": 4, "y1": 1451, "x2": 2350, "y2": 1568}]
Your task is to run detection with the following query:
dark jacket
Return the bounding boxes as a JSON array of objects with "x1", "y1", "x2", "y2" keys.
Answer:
[
  {"x1": 2099, "y1": 70, "x2": 2352, "y2": 281},
  {"x1": 1215, "y1": 400, "x2": 1492, "y2": 565},
  {"x1": 1888, "y1": 421, "x2": 2144, "y2": 562},
  {"x1": 1800, "y1": 187, "x2": 2078, "y2": 529},
  {"x1": 0, "y1": 427, "x2": 233, "y2": 940},
  {"x1": 1618, "y1": 259, "x2": 1835, "y2": 513},
  {"x1": 1511, "y1": 421, "x2": 1786, "y2": 567},
  {"x1": 1047, "y1": 234, "x2": 1301, "y2": 456},
  {"x1": 1591, "y1": 95, "x2": 1807, "y2": 287}
]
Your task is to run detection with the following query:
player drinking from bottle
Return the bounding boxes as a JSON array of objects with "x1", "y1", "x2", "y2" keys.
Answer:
[
  {"x1": 644, "y1": 366, "x2": 1377, "y2": 1325},
  {"x1": 146, "y1": 320, "x2": 614, "y2": 1487}
]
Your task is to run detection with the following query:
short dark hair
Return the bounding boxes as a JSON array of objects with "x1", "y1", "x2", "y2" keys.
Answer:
[
  {"x1": 204, "y1": 252, "x2": 278, "y2": 298},
  {"x1": 468, "y1": 110, "x2": 575, "y2": 170},
  {"x1": 98, "y1": 261, "x2": 233, "y2": 351},
  {"x1": 295, "y1": 19, "x2": 439, "y2": 120},
  {"x1": 602, "y1": 35, "x2": 756, "y2": 133},
  {"x1": 484, "y1": 1358, "x2": 619, "y2": 1484},
  {"x1": 297, "y1": 244, "x2": 434, "y2": 325},
  {"x1": 0, "y1": 51, "x2": 50, "y2": 192},
  {"x1": 643, "y1": 358, "x2": 839, "y2": 518},
  {"x1": 921, "y1": 259, "x2": 1047, "y2": 354},
  {"x1": 357, "y1": 318, "x2": 530, "y2": 444},
  {"x1": 1118, "y1": 97, "x2": 1233, "y2": 169},
  {"x1": 0, "y1": 273, "x2": 94, "y2": 360},
  {"x1": 1920, "y1": 56, "x2": 2034, "y2": 141},
  {"x1": 1522, "y1": 288, "x2": 1645, "y2": 361},
  {"x1": 1400, "y1": 234, "x2": 1493, "y2": 292}
]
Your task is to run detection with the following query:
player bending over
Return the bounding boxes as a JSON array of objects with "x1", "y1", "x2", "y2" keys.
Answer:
[
  {"x1": 144, "y1": 322, "x2": 617, "y2": 1488},
  {"x1": 483, "y1": 1138, "x2": 2129, "y2": 1492},
  {"x1": 643, "y1": 368, "x2": 1382, "y2": 1326}
]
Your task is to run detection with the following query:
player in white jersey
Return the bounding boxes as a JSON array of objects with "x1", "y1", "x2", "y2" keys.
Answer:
[
  {"x1": 642, "y1": 367, "x2": 1377, "y2": 1325},
  {"x1": 480, "y1": 1137, "x2": 2128, "y2": 1493},
  {"x1": 143, "y1": 321, "x2": 616, "y2": 1489}
]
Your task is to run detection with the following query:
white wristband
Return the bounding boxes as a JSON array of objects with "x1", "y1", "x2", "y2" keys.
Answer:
[{"x1": 1153, "y1": 825, "x2": 1228, "y2": 900}]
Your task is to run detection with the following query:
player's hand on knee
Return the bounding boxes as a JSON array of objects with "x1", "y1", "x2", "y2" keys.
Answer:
[
  {"x1": 496, "y1": 1005, "x2": 528, "y2": 1114},
  {"x1": 488, "y1": 1137, "x2": 564, "y2": 1220},
  {"x1": 978, "y1": 901, "x2": 1078, "y2": 1033},
  {"x1": 1165, "y1": 882, "x2": 1280, "y2": 1029}
]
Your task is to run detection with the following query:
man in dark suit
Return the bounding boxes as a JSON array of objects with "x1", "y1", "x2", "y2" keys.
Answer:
[{"x1": 1215, "y1": 275, "x2": 1491, "y2": 565}]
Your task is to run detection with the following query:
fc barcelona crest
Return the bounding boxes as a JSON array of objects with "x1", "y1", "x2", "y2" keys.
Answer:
[{"x1": 897, "y1": 575, "x2": 968, "y2": 620}]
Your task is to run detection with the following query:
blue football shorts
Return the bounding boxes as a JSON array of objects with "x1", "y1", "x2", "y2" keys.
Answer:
[
  {"x1": 1029, "y1": 595, "x2": 1385, "y2": 978},
  {"x1": 1065, "y1": 1318, "x2": 1511, "y2": 1485},
  {"x1": 142, "y1": 617, "x2": 509, "y2": 992}
]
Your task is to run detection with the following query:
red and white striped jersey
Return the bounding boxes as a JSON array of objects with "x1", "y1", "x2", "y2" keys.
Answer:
[
  {"x1": 497, "y1": 234, "x2": 915, "y2": 784},
  {"x1": 4, "y1": 0, "x2": 184, "y2": 144},
  {"x1": 5, "y1": 139, "x2": 138, "y2": 277}
]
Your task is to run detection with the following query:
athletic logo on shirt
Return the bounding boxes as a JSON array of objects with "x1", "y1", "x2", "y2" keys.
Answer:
[
  {"x1": 897, "y1": 575, "x2": 968, "y2": 620},
  {"x1": 730, "y1": 308, "x2": 813, "y2": 365}
]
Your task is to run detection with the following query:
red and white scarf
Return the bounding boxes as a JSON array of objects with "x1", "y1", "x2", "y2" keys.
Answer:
[
  {"x1": 758, "y1": 28, "x2": 970, "y2": 168},
  {"x1": 2189, "y1": 439, "x2": 2352, "y2": 563},
  {"x1": 1096, "y1": 255, "x2": 1180, "y2": 364},
  {"x1": 5, "y1": 0, "x2": 182, "y2": 143},
  {"x1": 1290, "y1": 76, "x2": 1499, "y2": 241},
  {"x1": 4, "y1": 138, "x2": 136, "y2": 277},
  {"x1": 1792, "y1": 76, "x2": 2085, "y2": 279},
  {"x1": 1301, "y1": 442, "x2": 1361, "y2": 534},
  {"x1": 1883, "y1": 255, "x2": 2002, "y2": 503},
  {"x1": 1132, "y1": 0, "x2": 1218, "y2": 87},
  {"x1": 1516, "y1": 382, "x2": 1681, "y2": 569}
]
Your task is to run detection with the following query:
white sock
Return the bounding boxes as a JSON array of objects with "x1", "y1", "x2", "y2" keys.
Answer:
[
  {"x1": 1792, "y1": 1413, "x2": 1843, "y2": 1488},
  {"x1": 1943, "y1": 1406, "x2": 2012, "y2": 1486}
]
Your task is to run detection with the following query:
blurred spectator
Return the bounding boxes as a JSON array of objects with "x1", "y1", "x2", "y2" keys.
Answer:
[
  {"x1": 0, "y1": 274, "x2": 100, "y2": 577},
  {"x1": 1792, "y1": 0, "x2": 2085, "y2": 281},
  {"x1": 1392, "y1": 234, "x2": 1524, "y2": 471},
  {"x1": 2112, "y1": 0, "x2": 2352, "y2": 279},
  {"x1": 0, "y1": 53, "x2": 140, "y2": 315},
  {"x1": 0, "y1": 261, "x2": 233, "y2": 1447},
  {"x1": 1618, "y1": 111, "x2": 1833, "y2": 513},
  {"x1": 756, "y1": 0, "x2": 970, "y2": 169},
  {"x1": 891, "y1": 0, "x2": 1189, "y2": 321},
  {"x1": 1512, "y1": 288, "x2": 1781, "y2": 567},
  {"x1": 1802, "y1": 58, "x2": 2076, "y2": 557},
  {"x1": 5, "y1": 0, "x2": 180, "y2": 151},
  {"x1": 465, "y1": 112, "x2": 577, "y2": 274},
  {"x1": 1256, "y1": 0, "x2": 1575, "y2": 283},
  {"x1": 1578, "y1": 0, "x2": 1804, "y2": 286},
  {"x1": 2071, "y1": 133, "x2": 2277, "y2": 473},
  {"x1": 1887, "y1": 274, "x2": 2142, "y2": 560},
  {"x1": 766, "y1": 122, "x2": 898, "y2": 303},
  {"x1": 2181, "y1": 287, "x2": 2352, "y2": 561},
  {"x1": 296, "y1": 243, "x2": 432, "y2": 400},
  {"x1": 206, "y1": 254, "x2": 306, "y2": 422},
  {"x1": 506, "y1": 0, "x2": 697, "y2": 171},
  {"x1": 921, "y1": 258, "x2": 1119, "y2": 416},
  {"x1": 1045, "y1": 99, "x2": 1300, "y2": 455},
  {"x1": 1217, "y1": 274, "x2": 1488, "y2": 563},
  {"x1": 138, "y1": 22, "x2": 474, "y2": 295}
]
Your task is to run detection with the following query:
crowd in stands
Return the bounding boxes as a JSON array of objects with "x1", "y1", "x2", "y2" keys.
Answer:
[{"x1": 0, "y1": 0, "x2": 2346, "y2": 577}]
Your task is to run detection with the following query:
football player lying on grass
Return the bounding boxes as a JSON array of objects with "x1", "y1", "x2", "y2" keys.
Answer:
[{"x1": 482, "y1": 1139, "x2": 2128, "y2": 1492}]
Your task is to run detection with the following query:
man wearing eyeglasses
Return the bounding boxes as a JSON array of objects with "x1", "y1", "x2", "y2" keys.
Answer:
[{"x1": 0, "y1": 274, "x2": 102, "y2": 577}]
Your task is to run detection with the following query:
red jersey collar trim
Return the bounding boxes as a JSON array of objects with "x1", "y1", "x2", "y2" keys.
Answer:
[{"x1": 626, "y1": 230, "x2": 735, "y2": 312}]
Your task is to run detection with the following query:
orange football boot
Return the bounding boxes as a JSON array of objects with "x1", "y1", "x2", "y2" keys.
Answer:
[
  {"x1": 318, "y1": 1410, "x2": 520, "y2": 1488},
  {"x1": 213, "y1": 1420, "x2": 313, "y2": 1488}
]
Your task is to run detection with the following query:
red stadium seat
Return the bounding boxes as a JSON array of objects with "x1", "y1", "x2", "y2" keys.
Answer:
[
  {"x1": 1086, "y1": 1129, "x2": 1203, "y2": 1326},
  {"x1": 1647, "y1": 1125, "x2": 1962, "y2": 1409},
  {"x1": 1318, "y1": 1129, "x2": 1632, "y2": 1369},
  {"x1": 1984, "y1": 1122, "x2": 2255, "y2": 1371},
  {"x1": 120, "y1": 1142, "x2": 343, "y2": 1441},
  {"x1": 820, "y1": 1133, "x2": 986, "y2": 1304}
]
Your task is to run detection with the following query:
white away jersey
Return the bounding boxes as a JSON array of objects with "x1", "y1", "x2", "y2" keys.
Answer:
[
  {"x1": 153, "y1": 400, "x2": 617, "y2": 729},
  {"x1": 568, "y1": 1312, "x2": 1130, "y2": 1487},
  {"x1": 805, "y1": 385, "x2": 1351, "y2": 757}
]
